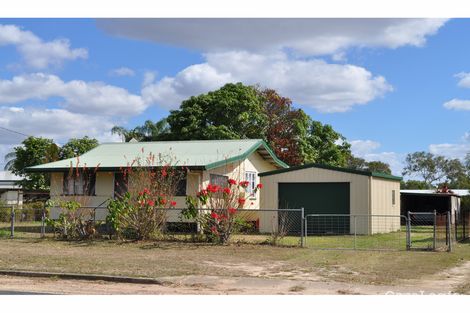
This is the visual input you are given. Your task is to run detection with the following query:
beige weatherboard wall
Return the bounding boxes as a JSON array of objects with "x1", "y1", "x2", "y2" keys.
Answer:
[
  {"x1": 30, "y1": 139, "x2": 288, "y2": 222},
  {"x1": 259, "y1": 164, "x2": 401, "y2": 234}
]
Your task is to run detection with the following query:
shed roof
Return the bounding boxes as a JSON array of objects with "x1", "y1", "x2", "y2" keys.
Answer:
[
  {"x1": 258, "y1": 162, "x2": 402, "y2": 181},
  {"x1": 26, "y1": 139, "x2": 288, "y2": 172},
  {"x1": 401, "y1": 189, "x2": 468, "y2": 197}
]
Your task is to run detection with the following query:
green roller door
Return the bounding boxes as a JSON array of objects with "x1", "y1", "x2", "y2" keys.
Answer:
[{"x1": 278, "y1": 182, "x2": 350, "y2": 234}]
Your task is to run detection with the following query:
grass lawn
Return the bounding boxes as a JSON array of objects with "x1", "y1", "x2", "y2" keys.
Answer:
[{"x1": 0, "y1": 237, "x2": 469, "y2": 286}]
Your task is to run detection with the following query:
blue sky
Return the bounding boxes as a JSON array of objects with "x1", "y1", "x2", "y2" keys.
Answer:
[{"x1": 0, "y1": 18, "x2": 469, "y2": 176}]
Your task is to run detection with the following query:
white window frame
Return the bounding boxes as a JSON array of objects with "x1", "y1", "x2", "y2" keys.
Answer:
[{"x1": 245, "y1": 171, "x2": 257, "y2": 198}]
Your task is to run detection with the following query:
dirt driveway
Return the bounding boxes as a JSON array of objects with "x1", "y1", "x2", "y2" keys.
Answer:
[{"x1": 1, "y1": 261, "x2": 469, "y2": 295}]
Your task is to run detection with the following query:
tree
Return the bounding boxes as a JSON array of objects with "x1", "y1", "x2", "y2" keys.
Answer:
[
  {"x1": 112, "y1": 119, "x2": 171, "y2": 142},
  {"x1": 402, "y1": 152, "x2": 456, "y2": 188},
  {"x1": 10, "y1": 137, "x2": 60, "y2": 190},
  {"x1": 366, "y1": 161, "x2": 392, "y2": 174},
  {"x1": 166, "y1": 83, "x2": 268, "y2": 140},
  {"x1": 59, "y1": 136, "x2": 99, "y2": 159},
  {"x1": 400, "y1": 180, "x2": 429, "y2": 190},
  {"x1": 346, "y1": 155, "x2": 368, "y2": 170},
  {"x1": 306, "y1": 121, "x2": 351, "y2": 167},
  {"x1": 256, "y1": 88, "x2": 310, "y2": 165}
]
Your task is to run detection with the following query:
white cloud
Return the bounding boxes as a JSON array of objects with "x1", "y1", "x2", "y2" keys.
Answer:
[
  {"x1": 0, "y1": 73, "x2": 147, "y2": 116},
  {"x1": 350, "y1": 139, "x2": 404, "y2": 175},
  {"x1": 443, "y1": 99, "x2": 470, "y2": 111},
  {"x1": 350, "y1": 139, "x2": 381, "y2": 155},
  {"x1": 429, "y1": 133, "x2": 470, "y2": 160},
  {"x1": 142, "y1": 51, "x2": 392, "y2": 112},
  {"x1": 0, "y1": 106, "x2": 123, "y2": 145},
  {"x1": 0, "y1": 24, "x2": 88, "y2": 69},
  {"x1": 98, "y1": 19, "x2": 446, "y2": 56},
  {"x1": 109, "y1": 67, "x2": 135, "y2": 77},
  {"x1": 455, "y1": 72, "x2": 470, "y2": 88}
]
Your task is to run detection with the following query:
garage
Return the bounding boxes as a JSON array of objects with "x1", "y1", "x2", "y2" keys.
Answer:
[
  {"x1": 259, "y1": 163, "x2": 402, "y2": 234},
  {"x1": 279, "y1": 182, "x2": 350, "y2": 233}
]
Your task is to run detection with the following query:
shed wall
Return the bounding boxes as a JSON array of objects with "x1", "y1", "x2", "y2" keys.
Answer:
[
  {"x1": 259, "y1": 167, "x2": 370, "y2": 233},
  {"x1": 370, "y1": 177, "x2": 401, "y2": 233}
]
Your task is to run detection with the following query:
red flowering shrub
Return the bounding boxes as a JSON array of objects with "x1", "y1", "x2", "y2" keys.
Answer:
[
  {"x1": 107, "y1": 152, "x2": 185, "y2": 240},
  {"x1": 183, "y1": 178, "x2": 263, "y2": 244}
]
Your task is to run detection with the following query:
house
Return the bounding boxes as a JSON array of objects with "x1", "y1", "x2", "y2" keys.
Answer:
[
  {"x1": 0, "y1": 171, "x2": 23, "y2": 207},
  {"x1": 27, "y1": 139, "x2": 288, "y2": 220},
  {"x1": 259, "y1": 163, "x2": 402, "y2": 234}
]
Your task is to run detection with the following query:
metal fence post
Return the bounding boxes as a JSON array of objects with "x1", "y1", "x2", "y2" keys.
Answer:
[
  {"x1": 40, "y1": 205, "x2": 46, "y2": 238},
  {"x1": 10, "y1": 206, "x2": 14, "y2": 239},
  {"x1": 406, "y1": 211, "x2": 411, "y2": 250},
  {"x1": 433, "y1": 210, "x2": 437, "y2": 251},
  {"x1": 447, "y1": 211, "x2": 453, "y2": 252},
  {"x1": 300, "y1": 207, "x2": 305, "y2": 248},
  {"x1": 354, "y1": 215, "x2": 357, "y2": 250}
]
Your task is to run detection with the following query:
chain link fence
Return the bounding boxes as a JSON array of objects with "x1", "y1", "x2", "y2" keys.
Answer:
[
  {"x1": 2, "y1": 204, "x2": 459, "y2": 252},
  {"x1": 304, "y1": 214, "x2": 407, "y2": 250}
]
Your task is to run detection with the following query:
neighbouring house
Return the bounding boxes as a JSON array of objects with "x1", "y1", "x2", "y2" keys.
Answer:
[
  {"x1": 0, "y1": 171, "x2": 23, "y2": 207},
  {"x1": 259, "y1": 164, "x2": 402, "y2": 234},
  {"x1": 26, "y1": 139, "x2": 288, "y2": 221}
]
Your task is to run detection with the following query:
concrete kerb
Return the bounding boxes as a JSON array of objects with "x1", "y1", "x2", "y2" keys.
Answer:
[{"x1": 0, "y1": 270, "x2": 167, "y2": 285}]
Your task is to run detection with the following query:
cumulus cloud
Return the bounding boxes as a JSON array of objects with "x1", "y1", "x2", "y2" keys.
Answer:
[
  {"x1": 443, "y1": 99, "x2": 470, "y2": 111},
  {"x1": 350, "y1": 139, "x2": 404, "y2": 175},
  {"x1": 0, "y1": 73, "x2": 147, "y2": 116},
  {"x1": 455, "y1": 72, "x2": 470, "y2": 88},
  {"x1": 0, "y1": 24, "x2": 88, "y2": 69},
  {"x1": 429, "y1": 133, "x2": 470, "y2": 160},
  {"x1": 0, "y1": 106, "x2": 123, "y2": 145},
  {"x1": 98, "y1": 19, "x2": 446, "y2": 56},
  {"x1": 142, "y1": 51, "x2": 392, "y2": 112},
  {"x1": 109, "y1": 67, "x2": 135, "y2": 77}
]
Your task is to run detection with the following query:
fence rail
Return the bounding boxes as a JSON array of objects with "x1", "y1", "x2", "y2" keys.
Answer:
[{"x1": 1, "y1": 204, "x2": 461, "y2": 252}]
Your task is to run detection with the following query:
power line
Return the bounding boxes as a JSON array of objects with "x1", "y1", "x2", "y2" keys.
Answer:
[{"x1": 0, "y1": 126, "x2": 30, "y2": 138}]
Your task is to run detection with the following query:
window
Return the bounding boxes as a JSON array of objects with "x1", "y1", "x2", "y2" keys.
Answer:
[
  {"x1": 63, "y1": 172, "x2": 95, "y2": 196},
  {"x1": 392, "y1": 190, "x2": 396, "y2": 205},
  {"x1": 175, "y1": 177, "x2": 187, "y2": 196},
  {"x1": 245, "y1": 171, "x2": 256, "y2": 197},
  {"x1": 210, "y1": 174, "x2": 228, "y2": 187},
  {"x1": 114, "y1": 173, "x2": 128, "y2": 199}
]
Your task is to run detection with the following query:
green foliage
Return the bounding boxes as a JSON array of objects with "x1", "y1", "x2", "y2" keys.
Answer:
[
  {"x1": 119, "y1": 83, "x2": 353, "y2": 167},
  {"x1": 59, "y1": 136, "x2": 99, "y2": 159},
  {"x1": 305, "y1": 121, "x2": 351, "y2": 167},
  {"x1": 403, "y1": 151, "x2": 470, "y2": 188},
  {"x1": 365, "y1": 161, "x2": 392, "y2": 174},
  {"x1": 10, "y1": 137, "x2": 59, "y2": 190},
  {"x1": 46, "y1": 200, "x2": 96, "y2": 240},
  {"x1": 111, "y1": 118, "x2": 170, "y2": 142},
  {"x1": 401, "y1": 180, "x2": 429, "y2": 190},
  {"x1": 166, "y1": 83, "x2": 268, "y2": 140}
]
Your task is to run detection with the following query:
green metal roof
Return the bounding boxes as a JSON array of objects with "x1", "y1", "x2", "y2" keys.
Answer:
[
  {"x1": 27, "y1": 139, "x2": 289, "y2": 172},
  {"x1": 259, "y1": 163, "x2": 402, "y2": 181}
]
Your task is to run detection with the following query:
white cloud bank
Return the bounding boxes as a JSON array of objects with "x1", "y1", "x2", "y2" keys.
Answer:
[
  {"x1": 0, "y1": 24, "x2": 88, "y2": 69},
  {"x1": 142, "y1": 51, "x2": 393, "y2": 112},
  {"x1": 0, "y1": 73, "x2": 146, "y2": 116},
  {"x1": 98, "y1": 19, "x2": 446, "y2": 56},
  {"x1": 429, "y1": 132, "x2": 470, "y2": 160},
  {"x1": 443, "y1": 99, "x2": 470, "y2": 111},
  {"x1": 0, "y1": 106, "x2": 121, "y2": 145}
]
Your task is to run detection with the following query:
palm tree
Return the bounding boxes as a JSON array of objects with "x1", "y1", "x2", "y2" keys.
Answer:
[
  {"x1": 3, "y1": 151, "x2": 16, "y2": 170},
  {"x1": 111, "y1": 118, "x2": 170, "y2": 142}
]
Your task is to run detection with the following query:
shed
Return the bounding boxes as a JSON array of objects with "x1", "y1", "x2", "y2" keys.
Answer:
[
  {"x1": 259, "y1": 163, "x2": 402, "y2": 235},
  {"x1": 0, "y1": 171, "x2": 23, "y2": 207}
]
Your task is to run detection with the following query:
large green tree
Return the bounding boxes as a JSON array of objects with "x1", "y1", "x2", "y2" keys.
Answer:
[
  {"x1": 166, "y1": 83, "x2": 268, "y2": 140},
  {"x1": 10, "y1": 137, "x2": 60, "y2": 190},
  {"x1": 306, "y1": 121, "x2": 351, "y2": 167},
  {"x1": 346, "y1": 155, "x2": 392, "y2": 174},
  {"x1": 59, "y1": 136, "x2": 99, "y2": 159}
]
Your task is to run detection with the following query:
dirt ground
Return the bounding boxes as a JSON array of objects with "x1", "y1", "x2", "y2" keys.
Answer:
[{"x1": 1, "y1": 260, "x2": 469, "y2": 295}]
